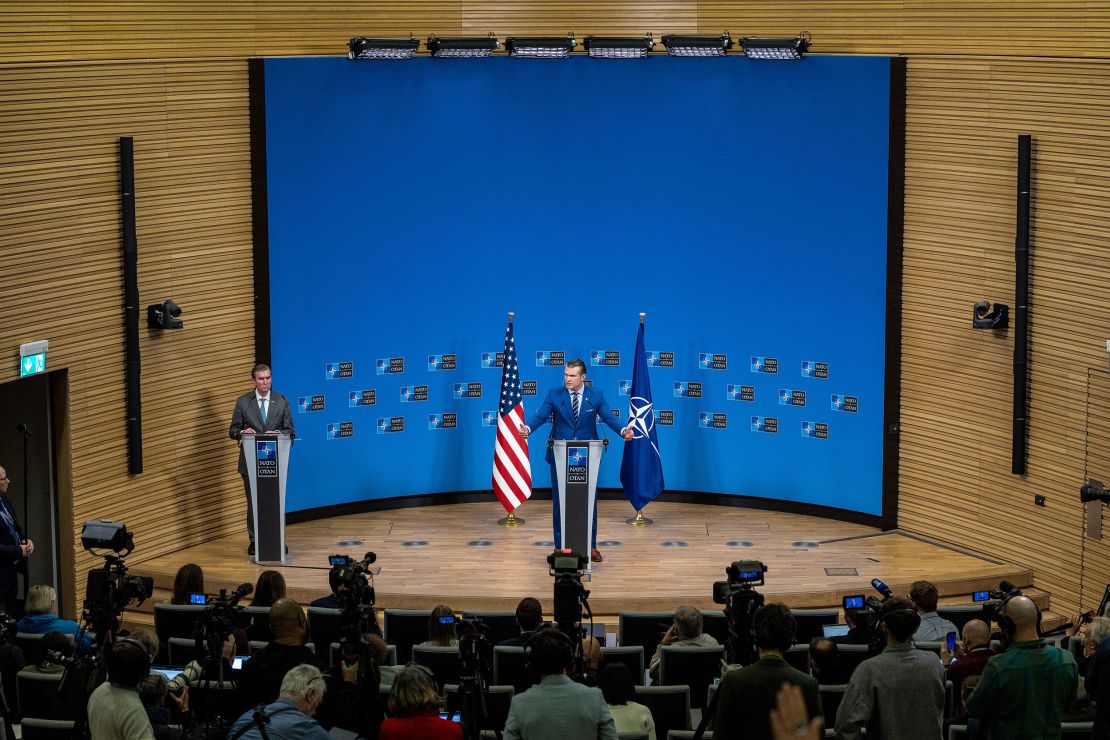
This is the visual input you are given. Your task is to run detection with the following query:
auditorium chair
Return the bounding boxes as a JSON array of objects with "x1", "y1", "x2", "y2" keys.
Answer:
[
  {"x1": 445, "y1": 683, "x2": 514, "y2": 731},
  {"x1": 915, "y1": 640, "x2": 944, "y2": 657},
  {"x1": 243, "y1": 605, "x2": 272, "y2": 641},
  {"x1": 492, "y1": 645, "x2": 530, "y2": 694},
  {"x1": 835, "y1": 644, "x2": 870, "y2": 678},
  {"x1": 600, "y1": 645, "x2": 646, "y2": 685},
  {"x1": 667, "y1": 732, "x2": 713, "y2": 740},
  {"x1": 411, "y1": 645, "x2": 462, "y2": 692},
  {"x1": 306, "y1": 607, "x2": 343, "y2": 660},
  {"x1": 658, "y1": 645, "x2": 725, "y2": 709},
  {"x1": 634, "y1": 684, "x2": 691, "y2": 740},
  {"x1": 790, "y1": 608, "x2": 840, "y2": 643},
  {"x1": 1060, "y1": 721, "x2": 1095, "y2": 736},
  {"x1": 153, "y1": 603, "x2": 205, "y2": 663},
  {"x1": 700, "y1": 610, "x2": 728, "y2": 646},
  {"x1": 19, "y1": 718, "x2": 75, "y2": 740},
  {"x1": 189, "y1": 679, "x2": 240, "y2": 721},
  {"x1": 167, "y1": 637, "x2": 197, "y2": 666},
  {"x1": 15, "y1": 669, "x2": 63, "y2": 721},
  {"x1": 617, "y1": 733, "x2": 649, "y2": 740},
  {"x1": 618, "y1": 612, "x2": 673, "y2": 659},
  {"x1": 784, "y1": 643, "x2": 810, "y2": 673},
  {"x1": 818, "y1": 683, "x2": 848, "y2": 729},
  {"x1": 461, "y1": 610, "x2": 519, "y2": 645},
  {"x1": 14, "y1": 632, "x2": 72, "y2": 667},
  {"x1": 936, "y1": 603, "x2": 993, "y2": 633},
  {"x1": 382, "y1": 608, "x2": 432, "y2": 664}
]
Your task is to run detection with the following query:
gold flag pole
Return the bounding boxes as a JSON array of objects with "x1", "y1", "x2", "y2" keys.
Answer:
[
  {"x1": 498, "y1": 311, "x2": 526, "y2": 527},
  {"x1": 626, "y1": 311, "x2": 655, "y2": 526}
]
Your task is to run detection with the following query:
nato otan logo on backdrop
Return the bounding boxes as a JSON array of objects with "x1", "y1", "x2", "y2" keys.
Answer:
[
  {"x1": 751, "y1": 356, "x2": 779, "y2": 374},
  {"x1": 802, "y1": 421, "x2": 829, "y2": 439},
  {"x1": 646, "y1": 351, "x2": 674, "y2": 368},
  {"x1": 521, "y1": 380, "x2": 537, "y2": 396},
  {"x1": 326, "y1": 361, "x2": 354, "y2": 379},
  {"x1": 618, "y1": 380, "x2": 631, "y2": 396},
  {"x1": 831, "y1": 394, "x2": 859, "y2": 413},
  {"x1": 673, "y1": 381, "x2": 703, "y2": 398},
  {"x1": 453, "y1": 383, "x2": 482, "y2": 399},
  {"x1": 428, "y1": 413, "x2": 457, "y2": 430},
  {"x1": 348, "y1": 390, "x2": 376, "y2": 407},
  {"x1": 751, "y1": 416, "x2": 779, "y2": 433},
  {"x1": 327, "y1": 421, "x2": 355, "y2": 439},
  {"x1": 481, "y1": 352, "x2": 505, "y2": 369},
  {"x1": 536, "y1": 351, "x2": 565, "y2": 367},
  {"x1": 656, "y1": 410, "x2": 675, "y2": 426},
  {"x1": 428, "y1": 354, "x2": 457, "y2": 371},
  {"x1": 376, "y1": 357, "x2": 404, "y2": 375},
  {"x1": 590, "y1": 350, "x2": 620, "y2": 366},
  {"x1": 298, "y1": 395, "x2": 326, "y2": 413},
  {"x1": 802, "y1": 361, "x2": 829, "y2": 378},
  {"x1": 376, "y1": 417, "x2": 404, "y2": 434},
  {"x1": 255, "y1": 441, "x2": 278, "y2": 477},
  {"x1": 699, "y1": 412, "x2": 728, "y2": 429},
  {"x1": 567, "y1": 446, "x2": 588, "y2": 483},
  {"x1": 400, "y1": 385, "x2": 429, "y2": 403},
  {"x1": 778, "y1": 389, "x2": 807, "y2": 407},
  {"x1": 699, "y1": 353, "x2": 727, "y2": 370},
  {"x1": 481, "y1": 411, "x2": 497, "y2": 427},
  {"x1": 727, "y1": 385, "x2": 755, "y2": 402}
]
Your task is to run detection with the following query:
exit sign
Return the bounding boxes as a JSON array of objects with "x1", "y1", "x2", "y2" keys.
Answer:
[{"x1": 19, "y1": 340, "x2": 48, "y2": 378}]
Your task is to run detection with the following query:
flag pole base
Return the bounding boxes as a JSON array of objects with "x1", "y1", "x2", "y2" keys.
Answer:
[
  {"x1": 626, "y1": 510, "x2": 653, "y2": 526},
  {"x1": 499, "y1": 511, "x2": 525, "y2": 527}
]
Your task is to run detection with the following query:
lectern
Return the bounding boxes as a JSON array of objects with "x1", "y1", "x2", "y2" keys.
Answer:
[
  {"x1": 242, "y1": 432, "x2": 291, "y2": 564},
  {"x1": 552, "y1": 439, "x2": 604, "y2": 569}
]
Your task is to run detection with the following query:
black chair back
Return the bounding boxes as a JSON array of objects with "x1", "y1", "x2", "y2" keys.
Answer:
[
  {"x1": 700, "y1": 611, "x2": 728, "y2": 646},
  {"x1": 936, "y1": 604, "x2": 994, "y2": 633},
  {"x1": 818, "y1": 683, "x2": 849, "y2": 727},
  {"x1": 666, "y1": 732, "x2": 713, "y2": 740},
  {"x1": 411, "y1": 645, "x2": 462, "y2": 692},
  {"x1": 383, "y1": 608, "x2": 432, "y2": 665},
  {"x1": 837, "y1": 644, "x2": 871, "y2": 678},
  {"x1": 168, "y1": 637, "x2": 196, "y2": 666},
  {"x1": 445, "y1": 683, "x2": 514, "y2": 731},
  {"x1": 493, "y1": 645, "x2": 530, "y2": 694},
  {"x1": 784, "y1": 644, "x2": 811, "y2": 674},
  {"x1": 20, "y1": 718, "x2": 75, "y2": 739},
  {"x1": 790, "y1": 609, "x2": 840, "y2": 643},
  {"x1": 306, "y1": 607, "x2": 343, "y2": 661},
  {"x1": 153, "y1": 604, "x2": 205, "y2": 663},
  {"x1": 634, "y1": 685, "x2": 691, "y2": 740},
  {"x1": 658, "y1": 645, "x2": 724, "y2": 709},
  {"x1": 461, "y1": 610, "x2": 519, "y2": 645},
  {"x1": 618, "y1": 612, "x2": 673, "y2": 659},
  {"x1": 190, "y1": 680, "x2": 241, "y2": 721},
  {"x1": 16, "y1": 669, "x2": 64, "y2": 720},
  {"x1": 600, "y1": 645, "x2": 646, "y2": 685},
  {"x1": 243, "y1": 605, "x2": 272, "y2": 642}
]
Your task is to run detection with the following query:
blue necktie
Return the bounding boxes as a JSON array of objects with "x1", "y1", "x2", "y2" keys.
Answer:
[
  {"x1": 260, "y1": 397, "x2": 268, "y2": 425},
  {"x1": 571, "y1": 392, "x2": 580, "y2": 422}
]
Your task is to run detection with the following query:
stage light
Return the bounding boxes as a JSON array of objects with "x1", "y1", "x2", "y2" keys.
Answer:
[
  {"x1": 505, "y1": 33, "x2": 576, "y2": 59},
  {"x1": 427, "y1": 33, "x2": 499, "y2": 58},
  {"x1": 147, "y1": 299, "x2": 183, "y2": 330},
  {"x1": 348, "y1": 36, "x2": 420, "y2": 60},
  {"x1": 661, "y1": 31, "x2": 732, "y2": 57},
  {"x1": 584, "y1": 34, "x2": 655, "y2": 59},
  {"x1": 740, "y1": 33, "x2": 811, "y2": 60}
]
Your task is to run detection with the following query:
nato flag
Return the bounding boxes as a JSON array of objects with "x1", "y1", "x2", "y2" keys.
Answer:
[{"x1": 620, "y1": 321, "x2": 665, "y2": 511}]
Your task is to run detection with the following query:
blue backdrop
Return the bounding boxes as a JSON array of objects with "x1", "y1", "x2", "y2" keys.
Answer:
[{"x1": 258, "y1": 55, "x2": 895, "y2": 516}]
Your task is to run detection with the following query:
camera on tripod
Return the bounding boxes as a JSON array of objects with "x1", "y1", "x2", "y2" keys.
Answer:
[
  {"x1": 327, "y1": 553, "x2": 382, "y2": 689},
  {"x1": 712, "y1": 560, "x2": 767, "y2": 666},
  {"x1": 80, "y1": 521, "x2": 153, "y2": 639},
  {"x1": 329, "y1": 552, "x2": 377, "y2": 609},
  {"x1": 547, "y1": 550, "x2": 590, "y2": 633}
]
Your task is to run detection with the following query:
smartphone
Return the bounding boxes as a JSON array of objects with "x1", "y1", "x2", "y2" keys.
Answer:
[
  {"x1": 188, "y1": 593, "x2": 207, "y2": 605},
  {"x1": 972, "y1": 590, "x2": 990, "y2": 602},
  {"x1": 945, "y1": 631, "x2": 957, "y2": 652},
  {"x1": 1082, "y1": 610, "x2": 1094, "y2": 624},
  {"x1": 843, "y1": 594, "x2": 865, "y2": 610},
  {"x1": 231, "y1": 655, "x2": 251, "y2": 671},
  {"x1": 438, "y1": 711, "x2": 462, "y2": 723}
]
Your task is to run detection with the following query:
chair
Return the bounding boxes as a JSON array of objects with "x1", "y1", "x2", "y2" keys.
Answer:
[
  {"x1": 15, "y1": 632, "x2": 73, "y2": 668},
  {"x1": 243, "y1": 605, "x2": 272, "y2": 641},
  {"x1": 493, "y1": 645, "x2": 530, "y2": 694},
  {"x1": 701, "y1": 610, "x2": 728, "y2": 646},
  {"x1": 462, "y1": 610, "x2": 519, "y2": 645},
  {"x1": 618, "y1": 733, "x2": 649, "y2": 740},
  {"x1": 16, "y1": 669, "x2": 64, "y2": 720},
  {"x1": 948, "y1": 725, "x2": 969, "y2": 740},
  {"x1": 600, "y1": 645, "x2": 646, "y2": 685},
  {"x1": 20, "y1": 718, "x2": 76, "y2": 739},
  {"x1": 937, "y1": 604, "x2": 993, "y2": 633},
  {"x1": 818, "y1": 683, "x2": 848, "y2": 728},
  {"x1": 658, "y1": 645, "x2": 724, "y2": 710},
  {"x1": 785, "y1": 644, "x2": 811, "y2": 673},
  {"x1": 791, "y1": 609, "x2": 840, "y2": 643},
  {"x1": 190, "y1": 679, "x2": 241, "y2": 721},
  {"x1": 249, "y1": 640, "x2": 267, "y2": 656},
  {"x1": 383, "y1": 608, "x2": 432, "y2": 664},
  {"x1": 836, "y1": 644, "x2": 871, "y2": 678},
  {"x1": 306, "y1": 607, "x2": 343, "y2": 661},
  {"x1": 618, "y1": 611, "x2": 673, "y2": 660},
  {"x1": 635, "y1": 685, "x2": 691, "y2": 740},
  {"x1": 915, "y1": 640, "x2": 944, "y2": 657},
  {"x1": 1061, "y1": 721, "x2": 1094, "y2": 736},
  {"x1": 411, "y1": 645, "x2": 461, "y2": 692},
  {"x1": 444, "y1": 683, "x2": 514, "y2": 731},
  {"x1": 153, "y1": 604, "x2": 205, "y2": 663},
  {"x1": 168, "y1": 636, "x2": 197, "y2": 666},
  {"x1": 667, "y1": 733, "x2": 712, "y2": 740}
]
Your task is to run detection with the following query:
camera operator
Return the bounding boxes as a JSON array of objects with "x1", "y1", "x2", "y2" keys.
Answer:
[
  {"x1": 497, "y1": 597, "x2": 545, "y2": 648},
  {"x1": 834, "y1": 608, "x2": 874, "y2": 646},
  {"x1": 87, "y1": 638, "x2": 156, "y2": 740}
]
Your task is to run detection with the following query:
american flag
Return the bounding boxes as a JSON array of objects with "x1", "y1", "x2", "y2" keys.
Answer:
[{"x1": 492, "y1": 318, "x2": 531, "y2": 512}]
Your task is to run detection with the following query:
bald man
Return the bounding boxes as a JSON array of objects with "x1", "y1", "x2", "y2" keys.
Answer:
[
  {"x1": 968, "y1": 596, "x2": 1077, "y2": 738},
  {"x1": 939, "y1": 619, "x2": 993, "y2": 698},
  {"x1": 237, "y1": 599, "x2": 326, "y2": 712}
]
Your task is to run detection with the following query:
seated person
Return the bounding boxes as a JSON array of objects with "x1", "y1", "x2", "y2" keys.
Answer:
[
  {"x1": 18, "y1": 584, "x2": 92, "y2": 653},
  {"x1": 648, "y1": 605, "x2": 719, "y2": 681},
  {"x1": 599, "y1": 663, "x2": 655, "y2": 740},
  {"x1": 87, "y1": 639, "x2": 155, "y2": 740},
  {"x1": 170, "y1": 564, "x2": 203, "y2": 606},
  {"x1": 420, "y1": 604, "x2": 459, "y2": 648},
  {"x1": 809, "y1": 637, "x2": 847, "y2": 684},
  {"x1": 138, "y1": 673, "x2": 190, "y2": 740},
  {"x1": 227, "y1": 664, "x2": 331, "y2": 740},
  {"x1": 380, "y1": 664, "x2": 463, "y2": 740},
  {"x1": 498, "y1": 597, "x2": 544, "y2": 648}
]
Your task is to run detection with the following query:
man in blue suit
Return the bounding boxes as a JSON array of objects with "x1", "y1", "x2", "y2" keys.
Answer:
[{"x1": 520, "y1": 359, "x2": 632, "y2": 562}]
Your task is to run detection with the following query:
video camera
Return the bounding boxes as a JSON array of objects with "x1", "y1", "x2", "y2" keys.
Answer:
[
  {"x1": 1081, "y1": 480, "x2": 1110, "y2": 504},
  {"x1": 329, "y1": 552, "x2": 377, "y2": 609},
  {"x1": 712, "y1": 560, "x2": 767, "y2": 666},
  {"x1": 547, "y1": 550, "x2": 590, "y2": 633},
  {"x1": 80, "y1": 521, "x2": 153, "y2": 640}
]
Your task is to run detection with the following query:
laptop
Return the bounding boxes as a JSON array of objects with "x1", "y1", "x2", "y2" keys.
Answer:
[{"x1": 821, "y1": 624, "x2": 850, "y2": 638}]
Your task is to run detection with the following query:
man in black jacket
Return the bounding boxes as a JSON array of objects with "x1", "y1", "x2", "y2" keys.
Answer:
[{"x1": 0, "y1": 465, "x2": 32, "y2": 613}]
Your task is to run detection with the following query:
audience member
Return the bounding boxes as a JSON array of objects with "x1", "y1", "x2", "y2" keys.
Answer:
[
  {"x1": 380, "y1": 664, "x2": 463, "y2": 740},
  {"x1": 498, "y1": 597, "x2": 544, "y2": 647},
  {"x1": 1084, "y1": 615, "x2": 1110, "y2": 738},
  {"x1": 504, "y1": 627, "x2": 617, "y2": 739},
  {"x1": 18, "y1": 584, "x2": 92, "y2": 653},
  {"x1": 770, "y1": 683, "x2": 824, "y2": 740},
  {"x1": 138, "y1": 673, "x2": 189, "y2": 740},
  {"x1": 237, "y1": 599, "x2": 326, "y2": 710},
  {"x1": 835, "y1": 608, "x2": 873, "y2": 645},
  {"x1": 421, "y1": 604, "x2": 459, "y2": 647},
  {"x1": 170, "y1": 564, "x2": 204, "y2": 606},
  {"x1": 968, "y1": 595, "x2": 1077, "y2": 738},
  {"x1": 809, "y1": 637, "x2": 846, "y2": 685},
  {"x1": 251, "y1": 570, "x2": 286, "y2": 608},
  {"x1": 938, "y1": 618, "x2": 993, "y2": 696},
  {"x1": 23, "y1": 630, "x2": 66, "y2": 674},
  {"x1": 227, "y1": 663, "x2": 330, "y2": 740},
  {"x1": 599, "y1": 663, "x2": 655, "y2": 740},
  {"x1": 834, "y1": 596, "x2": 945, "y2": 740},
  {"x1": 648, "y1": 605, "x2": 720, "y2": 681},
  {"x1": 713, "y1": 603, "x2": 821, "y2": 739},
  {"x1": 909, "y1": 580, "x2": 957, "y2": 642},
  {"x1": 87, "y1": 638, "x2": 156, "y2": 740}
]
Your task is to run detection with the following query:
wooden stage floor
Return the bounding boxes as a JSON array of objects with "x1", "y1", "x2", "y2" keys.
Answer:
[{"x1": 130, "y1": 501, "x2": 1033, "y2": 617}]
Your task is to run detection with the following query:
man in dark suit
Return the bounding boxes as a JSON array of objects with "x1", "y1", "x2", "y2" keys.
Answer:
[
  {"x1": 0, "y1": 466, "x2": 32, "y2": 613},
  {"x1": 519, "y1": 359, "x2": 632, "y2": 562},
  {"x1": 228, "y1": 363, "x2": 295, "y2": 556}
]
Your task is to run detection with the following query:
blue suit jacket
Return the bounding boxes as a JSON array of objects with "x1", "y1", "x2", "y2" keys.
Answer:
[{"x1": 525, "y1": 385, "x2": 626, "y2": 463}]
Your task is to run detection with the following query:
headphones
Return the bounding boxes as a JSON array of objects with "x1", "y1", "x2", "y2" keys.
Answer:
[{"x1": 113, "y1": 637, "x2": 151, "y2": 684}]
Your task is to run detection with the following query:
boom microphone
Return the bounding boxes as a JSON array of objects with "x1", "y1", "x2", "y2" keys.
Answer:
[{"x1": 870, "y1": 578, "x2": 893, "y2": 599}]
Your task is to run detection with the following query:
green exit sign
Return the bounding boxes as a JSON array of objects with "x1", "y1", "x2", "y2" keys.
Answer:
[{"x1": 19, "y1": 340, "x2": 48, "y2": 378}]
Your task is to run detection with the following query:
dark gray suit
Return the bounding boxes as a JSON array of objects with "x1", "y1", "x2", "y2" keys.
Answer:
[{"x1": 228, "y1": 391, "x2": 295, "y2": 540}]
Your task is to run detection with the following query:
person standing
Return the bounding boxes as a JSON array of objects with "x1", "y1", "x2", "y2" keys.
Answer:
[
  {"x1": 228, "y1": 363, "x2": 294, "y2": 556},
  {"x1": 519, "y1": 359, "x2": 632, "y2": 562},
  {"x1": 0, "y1": 465, "x2": 32, "y2": 613}
]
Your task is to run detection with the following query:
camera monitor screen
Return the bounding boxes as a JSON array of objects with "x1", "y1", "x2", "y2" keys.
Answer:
[
  {"x1": 972, "y1": 591, "x2": 990, "y2": 603},
  {"x1": 188, "y1": 593, "x2": 207, "y2": 605},
  {"x1": 843, "y1": 595, "x2": 865, "y2": 610}
]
